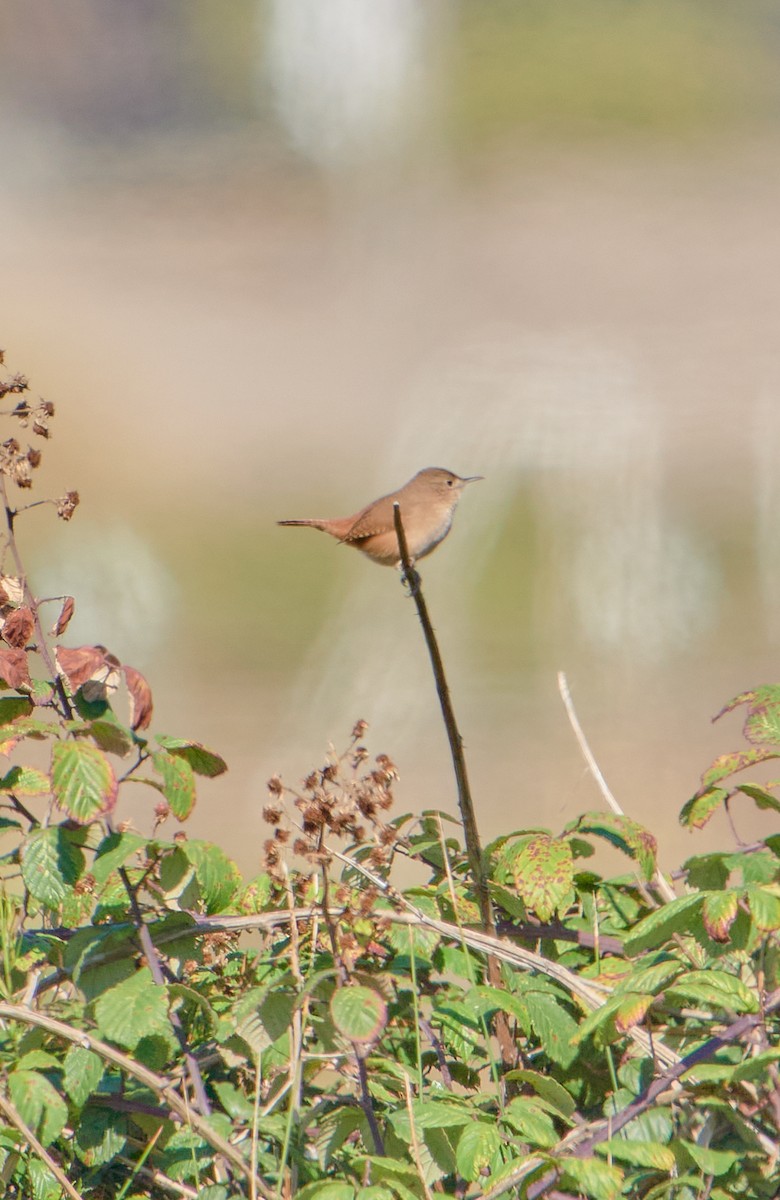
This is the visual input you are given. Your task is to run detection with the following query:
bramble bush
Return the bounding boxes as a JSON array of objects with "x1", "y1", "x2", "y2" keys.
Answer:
[{"x1": 0, "y1": 351, "x2": 778, "y2": 1200}]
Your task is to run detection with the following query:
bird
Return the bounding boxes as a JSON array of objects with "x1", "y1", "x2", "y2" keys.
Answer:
[{"x1": 278, "y1": 467, "x2": 483, "y2": 566}]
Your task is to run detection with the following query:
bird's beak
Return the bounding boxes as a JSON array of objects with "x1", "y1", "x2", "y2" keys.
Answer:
[{"x1": 463, "y1": 475, "x2": 484, "y2": 484}]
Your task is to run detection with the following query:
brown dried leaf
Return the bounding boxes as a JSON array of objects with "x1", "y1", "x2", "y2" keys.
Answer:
[
  {"x1": 0, "y1": 576, "x2": 24, "y2": 608},
  {"x1": 0, "y1": 647, "x2": 31, "y2": 689},
  {"x1": 1, "y1": 606, "x2": 34, "y2": 649},
  {"x1": 123, "y1": 664, "x2": 153, "y2": 731},
  {"x1": 55, "y1": 645, "x2": 110, "y2": 691},
  {"x1": 52, "y1": 596, "x2": 75, "y2": 636},
  {"x1": 56, "y1": 491, "x2": 79, "y2": 521}
]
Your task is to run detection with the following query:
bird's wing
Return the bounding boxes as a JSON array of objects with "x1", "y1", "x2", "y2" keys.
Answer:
[{"x1": 341, "y1": 495, "x2": 396, "y2": 542}]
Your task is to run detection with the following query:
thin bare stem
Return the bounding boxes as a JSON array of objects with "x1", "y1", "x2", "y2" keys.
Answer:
[
  {"x1": 393, "y1": 503, "x2": 517, "y2": 1072},
  {"x1": 557, "y1": 671, "x2": 676, "y2": 904},
  {"x1": 0, "y1": 1000, "x2": 272, "y2": 1198},
  {"x1": 0, "y1": 1090, "x2": 84, "y2": 1200}
]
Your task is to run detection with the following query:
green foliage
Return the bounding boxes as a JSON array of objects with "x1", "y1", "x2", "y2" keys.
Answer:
[{"x1": 0, "y1": 355, "x2": 779, "y2": 1200}]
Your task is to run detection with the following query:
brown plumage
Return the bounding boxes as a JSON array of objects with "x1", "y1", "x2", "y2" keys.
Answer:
[{"x1": 278, "y1": 467, "x2": 482, "y2": 565}]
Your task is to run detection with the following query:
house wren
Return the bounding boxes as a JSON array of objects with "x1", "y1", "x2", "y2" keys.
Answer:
[{"x1": 278, "y1": 467, "x2": 482, "y2": 566}]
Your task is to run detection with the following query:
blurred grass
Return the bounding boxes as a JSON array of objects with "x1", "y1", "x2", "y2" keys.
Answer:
[{"x1": 446, "y1": 0, "x2": 780, "y2": 147}]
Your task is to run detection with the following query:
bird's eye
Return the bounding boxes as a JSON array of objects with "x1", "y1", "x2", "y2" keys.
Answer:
[{"x1": 446, "y1": 478, "x2": 453, "y2": 486}]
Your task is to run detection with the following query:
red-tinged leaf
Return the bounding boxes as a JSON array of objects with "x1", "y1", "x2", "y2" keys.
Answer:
[
  {"x1": 746, "y1": 884, "x2": 780, "y2": 932},
  {"x1": 51, "y1": 741, "x2": 117, "y2": 823},
  {"x1": 701, "y1": 890, "x2": 739, "y2": 942},
  {"x1": 614, "y1": 992, "x2": 654, "y2": 1033},
  {"x1": 511, "y1": 834, "x2": 574, "y2": 922},
  {"x1": 52, "y1": 596, "x2": 75, "y2": 636},
  {"x1": 680, "y1": 787, "x2": 728, "y2": 830},
  {"x1": 0, "y1": 647, "x2": 31, "y2": 689},
  {"x1": 713, "y1": 689, "x2": 757, "y2": 721},
  {"x1": 699, "y1": 749, "x2": 780, "y2": 791},
  {"x1": 123, "y1": 665, "x2": 153, "y2": 731},
  {"x1": 2, "y1": 606, "x2": 34, "y2": 649}
]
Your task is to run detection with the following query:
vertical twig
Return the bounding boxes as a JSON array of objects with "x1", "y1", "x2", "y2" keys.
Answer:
[
  {"x1": 393, "y1": 504, "x2": 517, "y2": 1074},
  {"x1": 392, "y1": 504, "x2": 489, "y2": 924}
]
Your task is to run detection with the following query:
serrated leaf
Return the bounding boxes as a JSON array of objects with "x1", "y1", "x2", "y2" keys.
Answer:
[
  {"x1": 701, "y1": 889, "x2": 740, "y2": 941},
  {"x1": 681, "y1": 1140, "x2": 740, "y2": 1176},
  {"x1": 746, "y1": 884, "x2": 780, "y2": 931},
  {"x1": 680, "y1": 787, "x2": 729, "y2": 830},
  {"x1": 0, "y1": 764, "x2": 50, "y2": 796},
  {"x1": 91, "y1": 830, "x2": 147, "y2": 885},
  {"x1": 20, "y1": 826, "x2": 84, "y2": 908},
  {"x1": 331, "y1": 985, "x2": 387, "y2": 1043},
  {"x1": 737, "y1": 783, "x2": 780, "y2": 813},
  {"x1": 88, "y1": 718, "x2": 135, "y2": 757},
  {"x1": 665, "y1": 969, "x2": 758, "y2": 1014},
  {"x1": 454, "y1": 1121, "x2": 502, "y2": 1181},
  {"x1": 623, "y1": 892, "x2": 703, "y2": 955},
  {"x1": 510, "y1": 834, "x2": 573, "y2": 920},
  {"x1": 573, "y1": 813, "x2": 657, "y2": 879},
  {"x1": 51, "y1": 739, "x2": 117, "y2": 822},
  {"x1": 700, "y1": 749, "x2": 780, "y2": 791},
  {"x1": 182, "y1": 840, "x2": 241, "y2": 913},
  {"x1": 152, "y1": 750, "x2": 196, "y2": 819},
  {"x1": 597, "y1": 1139, "x2": 675, "y2": 1170},
  {"x1": 156, "y1": 734, "x2": 227, "y2": 777},
  {"x1": 94, "y1": 967, "x2": 173, "y2": 1050},
  {"x1": 561, "y1": 1156, "x2": 624, "y2": 1200},
  {"x1": 63, "y1": 1045, "x2": 103, "y2": 1106},
  {"x1": 732, "y1": 1048, "x2": 780, "y2": 1081},
  {"x1": 501, "y1": 1097, "x2": 558, "y2": 1147},
  {"x1": 524, "y1": 990, "x2": 579, "y2": 1066},
  {"x1": 74, "y1": 1107, "x2": 129, "y2": 1167},
  {"x1": 504, "y1": 1069, "x2": 576, "y2": 1117},
  {"x1": 8, "y1": 1070, "x2": 67, "y2": 1147}
]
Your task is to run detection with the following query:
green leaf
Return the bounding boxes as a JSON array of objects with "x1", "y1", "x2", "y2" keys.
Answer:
[
  {"x1": 680, "y1": 787, "x2": 729, "y2": 829},
  {"x1": 94, "y1": 967, "x2": 173, "y2": 1050},
  {"x1": 737, "y1": 782, "x2": 780, "y2": 813},
  {"x1": 330, "y1": 985, "x2": 387, "y2": 1043},
  {"x1": 88, "y1": 717, "x2": 135, "y2": 757},
  {"x1": 680, "y1": 1140, "x2": 740, "y2": 1176},
  {"x1": 74, "y1": 1107, "x2": 129, "y2": 1166},
  {"x1": 510, "y1": 834, "x2": 574, "y2": 920},
  {"x1": 701, "y1": 889, "x2": 740, "y2": 941},
  {"x1": 746, "y1": 884, "x2": 780, "y2": 931},
  {"x1": 524, "y1": 989, "x2": 579, "y2": 1067},
  {"x1": 504, "y1": 1069, "x2": 576, "y2": 1117},
  {"x1": 156, "y1": 734, "x2": 227, "y2": 777},
  {"x1": 20, "y1": 826, "x2": 84, "y2": 908},
  {"x1": 0, "y1": 696, "x2": 33, "y2": 725},
  {"x1": 570, "y1": 812, "x2": 657, "y2": 878},
  {"x1": 455, "y1": 1121, "x2": 502, "y2": 1181},
  {"x1": 623, "y1": 892, "x2": 703, "y2": 955},
  {"x1": 501, "y1": 1097, "x2": 558, "y2": 1147},
  {"x1": 91, "y1": 830, "x2": 147, "y2": 885},
  {"x1": 561, "y1": 1156, "x2": 624, "y2": 1200},
  {"x1": 732, "y1": 1048, "x2": 780, "y2": 1082},
  {"x1": 294, "y1": 1185, "x2": 356, "y2": 1200},
  {"x1": 152, "y1": 750, "x2": 196, "y2": 819},
  {"x1": 8, "y1": 1070, "x2": 67, "y2": 1147},
  {"x1": 597, "y1": 1139, "x2": 675, "y2": 1171},
  {"x1": 0, "y1": 765, "x2": 50, "y2": 796},
  {"x1": 181, "y1": 840, "x2": 241, "y2": 913},
  {"x1": 51, "y1": 739, "x2": 117, "y2": 822},
  {"x1": 665, "y1": 969, "x2": 758, "y2": 1014},
  {"x1": 63, "y1": 1045, "x2": 103, "y2": 1106}
]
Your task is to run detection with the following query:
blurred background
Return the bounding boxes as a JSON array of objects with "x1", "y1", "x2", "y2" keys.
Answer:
[{"x1": 3, "y1": 0, "x2": 780, "y2": 878}]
